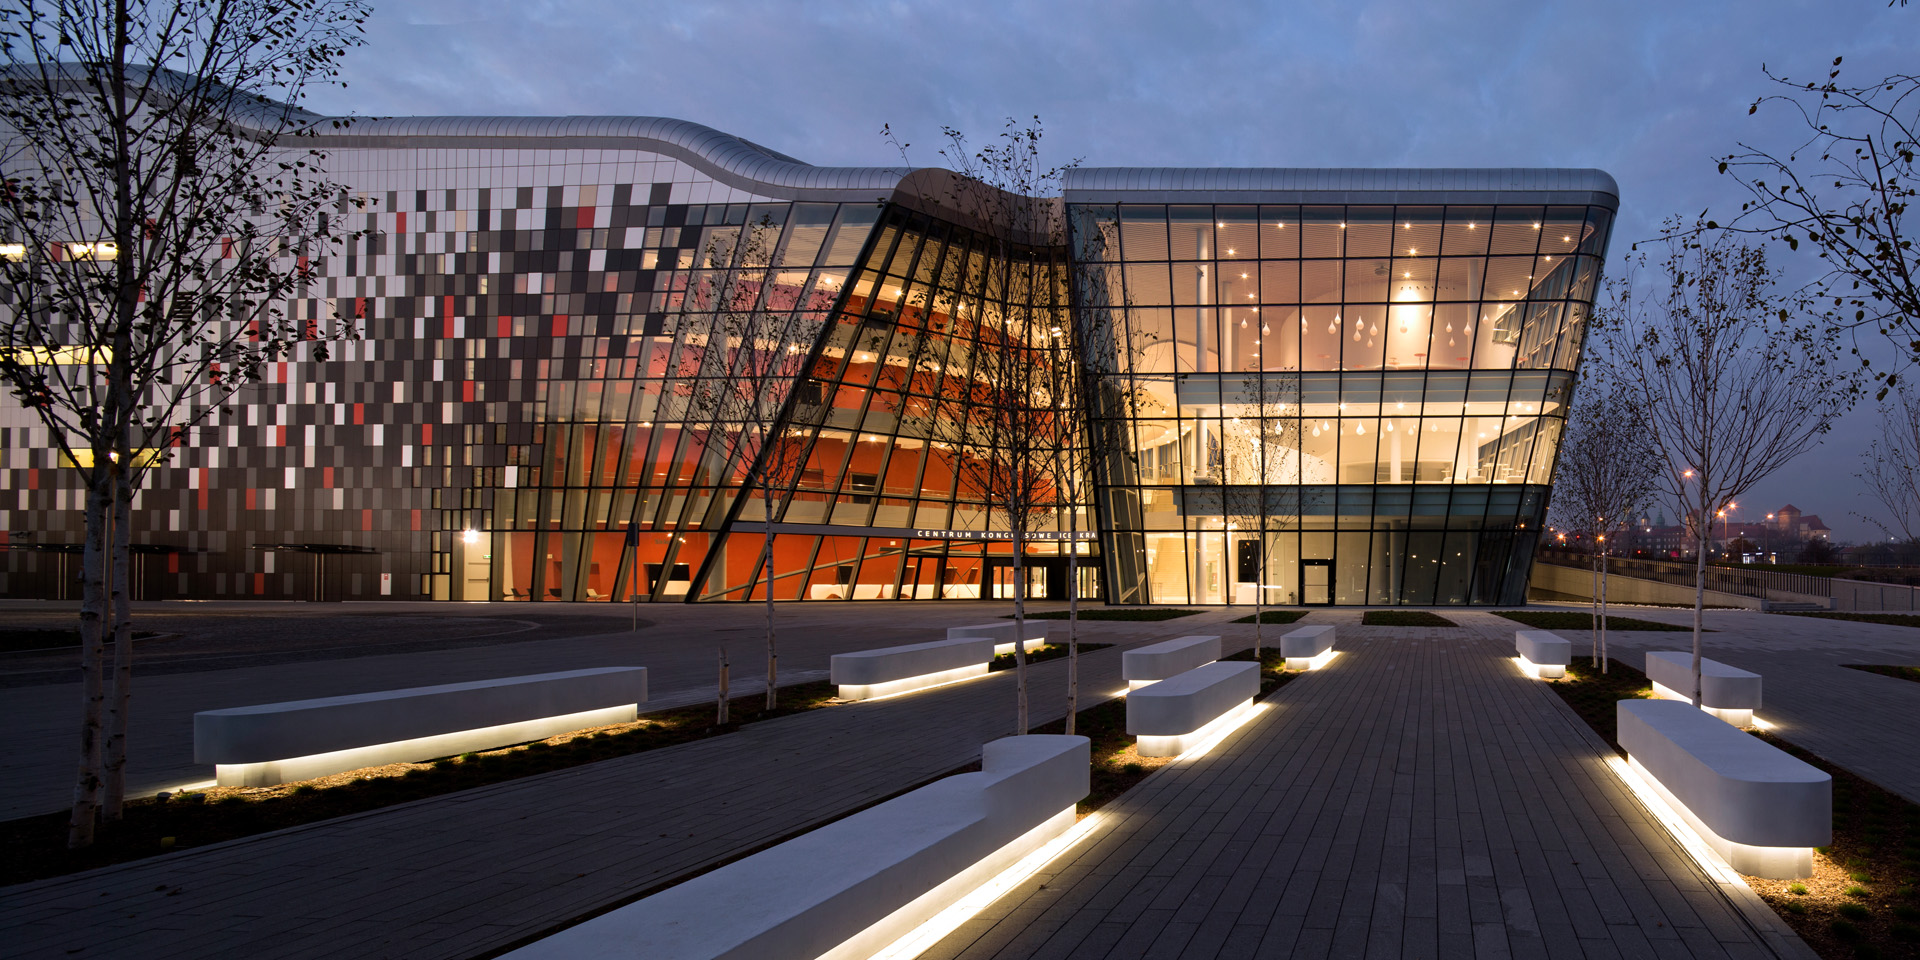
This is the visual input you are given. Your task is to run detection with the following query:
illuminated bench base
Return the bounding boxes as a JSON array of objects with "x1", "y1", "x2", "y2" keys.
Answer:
[
  {"x1": 835, "y1": 663, "x2": 988, "y2": 701},
  {"x1": 1644, "y1": 651, "x2": 1761, "y2": 727},
  {"x1": 1618, "y1": 699, "x2": 1828, "y2": 880},
  {"x1": 215, "y1": 705, "x2": 635, "y2": 787},
  {"x1": 947, "y1": 621, "x2": 1049, "y2": 657},
  {"x1": 499, "y1": 735, "x2": 1091, "y2": 960},
  {"x1": 1135, "y1": 700, "x2": 1258, "y2": 758},
  {"x1": 195, "y1": 667, "x2": 648, "y2": 787},
  {"x1": 1128, "y1": 661, "x2": 1260, "y2": 758},
  {"x1": 1281, "y1": 625, "x2": 1335, "y2": 671},
  {"x1": 1514, "y1": 630, "x2": 1571, "y2": 679},
  {"x1": 831, "y1": 637, "x2": 995, "y2": 701},
  {"x1": 1628, "y1": 756, "x2": 1813, "y2": 878},
  {"x1": 1123, "y1": 635, "x2": 1221, "y2": 690},
  {"x1": 1516, "y1": 655, "x2": 1566, "y2": 680},
  {"x1": 1649, "y1": 682, "x2": 1753, "y2": 728}
]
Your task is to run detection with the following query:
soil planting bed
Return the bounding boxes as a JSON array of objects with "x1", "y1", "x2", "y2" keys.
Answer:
[
  {"x1": 1361, "y1": 610, "x2": 1457, "y2": 627},
  {"x1": 0, "y1": 679, "x2": 842, "y2": 887},
  {"x1": 1544, "y1": 658, "x2": 1920, "y2": 958}
]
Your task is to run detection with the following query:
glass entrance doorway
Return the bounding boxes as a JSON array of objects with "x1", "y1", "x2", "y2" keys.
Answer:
[
  {"x1": 1300, "y1": 559, "x2": 1332, "y2": 606},
  {"x1": 983, "y1": 557, "x2": 1103, "y2": 601}
]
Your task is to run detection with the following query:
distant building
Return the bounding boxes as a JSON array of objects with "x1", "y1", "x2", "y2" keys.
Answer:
[{"x1": 1628, "y1": 503, "x2": 1829, "y2": 559}]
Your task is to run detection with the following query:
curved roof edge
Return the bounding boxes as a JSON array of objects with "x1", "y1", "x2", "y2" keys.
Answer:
[
  {"x1": 302, "y1": 115, "x2": 910, "y2": 203},
  {"x1": 1063, "y1": 167, "x2": 1619, "y2": 208}
]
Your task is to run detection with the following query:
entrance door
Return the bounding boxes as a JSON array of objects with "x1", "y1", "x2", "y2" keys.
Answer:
[
  {"x1": 990, "y1": 562, "x2": 1050, "y2": 600},
  {"x1": 1300, "y1": 559, "x2": 1333, "y2": 606}
]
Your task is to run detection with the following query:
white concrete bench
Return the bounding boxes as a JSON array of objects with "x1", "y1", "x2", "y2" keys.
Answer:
[
  {"x1": 1122, "y1": 635, "x2": 1221, "y2": 689},
  {"x1": 500, "y1": 734, "x2": 1090, "y2": 960},
  {"x1": 1127, "y1": 661, "x2": 1260, "y2": 757},
  {"x1": 830, "y1": 637, "x2": 994, "y2": 701},
  {"x1": 1617, "y1": 699, "x2": 1829, "y2": 878},
  {"x1": 1280, "y1": 624, "x2": 1336, "y2": 671},
  {"x1": 1644, "y1": 651, "x2": 1762, "y2": 726},
  {"x1": 948, "y1": 621, "x2": 1049, "y2": 657},
  {"x1": 1515, "y1": 630, "x2": 1572, "y2": 679},
  {"x1": 194, "y1": 666, "x2": 648, "y2": 787}
]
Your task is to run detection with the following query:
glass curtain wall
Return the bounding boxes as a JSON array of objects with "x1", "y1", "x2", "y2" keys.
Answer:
[
  {"x1": 490, "y1": 199, "x2": 878, "y2": 601},
  {"x1": 696, "y1": 204, "x2": 1094, "y2": 603},
  {"x1": 1073, "y1": 202, "x2": 1612, "y2": 605}
]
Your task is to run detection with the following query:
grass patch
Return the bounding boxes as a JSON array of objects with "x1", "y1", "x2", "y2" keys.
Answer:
[
  {"x1": 1543, "y1": 658, "x2": 1920, "y2": 959},
  {"x1": 1231, "y1": 610, "x2": 1310, "y2": 625},
  {"x1": 1031, "y1": 648, "x2": 1299, "y2": 815},
  {"x1": 1008, "y1": 609, "x2": 1204, "y2": 622},
  {"x1": 988, "y1": 643, "x2": 1111, "y2": 673},
  {"x1": 1540, "y1": 657, "x2": 1657, "y2": 752},
  {"x1": 0, "y1": 679, "x2": 843, "y2": 887},
  {"x1": 1842, "y1": 665, "x2": 1920, "y2": 686},
  {"x1": 1493, "y1": 610, "x2": 1699, "y2": 632},
  {"x1": 1783, "y1": 612, "x2": 1920, "y2": 630},
  {"x1": 1361, "y1": 610, "x2": 1457, "y2": 627}
]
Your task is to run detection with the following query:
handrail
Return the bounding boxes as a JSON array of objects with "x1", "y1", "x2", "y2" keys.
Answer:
[{"x1": 1534, "y1": 550, "x2": 1831, "y2": 599}]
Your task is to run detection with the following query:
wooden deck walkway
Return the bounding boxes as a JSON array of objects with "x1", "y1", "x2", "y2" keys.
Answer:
[{"x1": 921, "y1": 612, "x2": 1813, "y2": 960}]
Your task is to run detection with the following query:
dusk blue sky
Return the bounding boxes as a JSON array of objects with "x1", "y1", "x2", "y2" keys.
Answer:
[{"x1": 308, "y1": 0, "x2": 1914, "y2": 542}]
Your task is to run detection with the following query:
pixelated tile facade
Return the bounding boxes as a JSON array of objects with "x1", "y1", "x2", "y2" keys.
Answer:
[{"x1": 0, "y1": 118, "x2": 1618, "y2": 605}]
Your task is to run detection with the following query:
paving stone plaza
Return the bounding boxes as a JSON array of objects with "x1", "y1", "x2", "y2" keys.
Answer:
[{"x1": 1, "y1": 600, "x2": 1916, "y2": 959}]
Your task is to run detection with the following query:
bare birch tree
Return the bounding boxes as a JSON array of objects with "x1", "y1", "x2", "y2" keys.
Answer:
[
  {"x1": 1547, "y1": 377, "x2": 1658, "y2": 671},
  {"x1": 0, "y1": 0, "x2": 368, "y2": 847},
  {"x1": 1721, "y1": 58, "x2": 1918, "y2": 394},
  {"x1": 896, "y1": 117, "x2": 1076, "y2": 735},
  {"x1": 1222, "y1": 365, "x2": 1300, "y2": 660},
  {"x1": 1599, "y1": 220, "x2": 1852, "y2": 710},
  {"x1": 681, "y1": 214, "x2": 836, "y2": 710},
  {"x1": 1855, "y1": 385, "x2": 1920, "y2": 543}
]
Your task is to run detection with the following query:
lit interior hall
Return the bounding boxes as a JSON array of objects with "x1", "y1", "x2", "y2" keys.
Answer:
[{"x1": 1067, "y1": 179, "x2": 1617, "y2": 606}]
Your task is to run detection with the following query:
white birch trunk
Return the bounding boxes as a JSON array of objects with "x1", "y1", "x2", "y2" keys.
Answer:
[
  {"x1": 67, "y1": 477, "x2": 111, "y2": 848},
  {"x1": 1693, "y1": 507, "x2": 1707, "y2": 707},
  {"x1": 1065, "y1": 513, "x2": 1079, "y2": 737},
  {"x1": 104, "y1": 472, "x2": 134, "y2": 819},
  {"x1": 1599, "y1": 546, "x2": 1610, "y2": 674},
  {"x1": 1590, "y1": 549, "x2": 1600, "y2": 667},
  {"x1": 1011, "y1": 532, "x2": 1030, "y2": 736}
]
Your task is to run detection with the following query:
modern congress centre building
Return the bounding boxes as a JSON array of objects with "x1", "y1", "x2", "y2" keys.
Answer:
[{"x1": 0, "y1": 114, "x2": 1617, "y2": 606}]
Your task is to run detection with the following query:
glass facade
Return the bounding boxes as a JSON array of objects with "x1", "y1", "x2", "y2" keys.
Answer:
[
  {"x1": 1071, "y1": 202, "x2": 1611, "y2": 605},
  {"x1": 703, "y1": 204, "x2": 1093, "y2": 603},
  {"x1": 0, "y1": 115, "x2": 1616, "y2": 606}
]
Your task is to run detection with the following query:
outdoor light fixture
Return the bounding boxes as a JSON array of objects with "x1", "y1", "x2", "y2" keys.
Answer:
[{"x1": 462, "y1": 529, "x2": 479, "y2": 544}]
